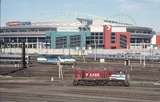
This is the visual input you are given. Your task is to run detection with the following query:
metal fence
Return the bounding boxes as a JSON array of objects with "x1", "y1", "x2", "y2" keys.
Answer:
[{"x1": 87, "y1": 49, "x2": 160, "y2": 61}]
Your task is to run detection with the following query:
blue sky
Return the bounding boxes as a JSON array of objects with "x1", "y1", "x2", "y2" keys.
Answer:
[{"x1": 1, "y1": 0, "x2": 160, "y2": 31}]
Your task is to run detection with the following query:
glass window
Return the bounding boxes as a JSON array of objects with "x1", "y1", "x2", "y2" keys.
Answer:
[
  {"x1": 4, "y1": 37, "x2": 10, "y2": 43},
  {"x1": 111, "y1": 32, "x2": 116, "y2": 43},
  {"x1": 56, "y1": 36, "x2": 67, "y2": 48},
  {"x1": 28, "y1": 37, "x2": 37, "y2": 43},
  {"x1": 10, "y1": 37, "x2": 17, "y2": 43},
  {"x1": 70, "y1": 35, "x2": 81, "y2": 48},
  {"x1": 18, "y1": 37, "x2": 26, "y2": 43},
  {"x1": 120, "y1": 34, "x2": 127, "y2": 48},
  {"x1": 38, "y1": 37, "x2": 45, "y2": 42}
]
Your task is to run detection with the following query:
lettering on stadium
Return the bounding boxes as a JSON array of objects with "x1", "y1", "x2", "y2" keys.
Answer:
[{"x1": 6, "y1": 21, "x2": 31, "y2": 27}]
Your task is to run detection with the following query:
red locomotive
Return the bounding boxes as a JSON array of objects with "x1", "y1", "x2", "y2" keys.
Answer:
[{"x1": 73, "y1": 68, "x2": 130, "y2": 86}]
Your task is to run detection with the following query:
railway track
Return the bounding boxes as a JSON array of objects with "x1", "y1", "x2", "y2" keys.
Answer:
[
  {"x1": 0, "y1": 83, "x2": 160, "y2": 102},
  {"x1": 0, "y1": 60, "x2": 160, "y2": 81}
]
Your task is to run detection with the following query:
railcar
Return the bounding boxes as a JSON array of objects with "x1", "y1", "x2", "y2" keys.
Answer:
[
  {"x1": 0, "y1": 54, "x2": 30, "y2": 64},
  {"x1": 37, "y1": 54, "x2": 76, "y2": 64},
  {"x1": 73, "y1": 69, "x2": 129, "y2": 86}
]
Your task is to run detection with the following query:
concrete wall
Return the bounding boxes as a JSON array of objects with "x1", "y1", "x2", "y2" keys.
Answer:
[
  {"x1": 151, "y1": 35, "x2": 157, "y2": 44},
  {"x1": 0, "y1": 48, "x2": 85, "y2": 55},
  {"x1": 1, "y1": 48, "x2": 160, "y2": 56},
  {"x1": 90, "y1": 25, "x2": 126, "y2": 32},
  {"x1": 112, "y1": 26, "x2": 126, "y2": 32},
  {"x1": 103, "y1": 25, "x2": 130, "y2": 49},
  {"x1": 90, "y1": 26, "x2": 103, "y2": 32}
]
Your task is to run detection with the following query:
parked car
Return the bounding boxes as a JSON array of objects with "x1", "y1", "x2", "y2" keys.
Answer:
[{"x1": 36, "y1": 54, "x2": 47, "y2": 63}]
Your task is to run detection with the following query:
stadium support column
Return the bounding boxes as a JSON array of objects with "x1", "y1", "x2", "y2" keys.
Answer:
[
  {"x1": 126, "y1": 32, "x2": 131, "y2": 49},
  {"x1": 103, "y1": 25, "x2": 112, "y2": 49},
  {"x1": 67, "y1": 35, "x2": 70, "y2": 55},
  {"x1": 50, "y1": 32, "x2": 56, "y2": 49},
  {"x1": 93, "y1": 33, "x2": 97, "y2": 61},
  {"x1": 81, "y1": 31, "x2": 86, "y2": 49}
]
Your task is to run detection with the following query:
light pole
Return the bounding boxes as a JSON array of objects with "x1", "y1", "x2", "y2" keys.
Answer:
[
  {"x1": 3, "y1": 42, "x2": 7, "y2": 53},
  {"x1": 94, "y1": 34, "x2": 97, "y2": 61},
  {"x1": 69, "y1": 42, "x2": 71, "y2": 56},
  {"x1": 45, "y1": 41, "x2": 48, "y2": 54},
  {"x1": 76, "y1": 46, "x2": 79, "y2": 55},
  {"x1": 140, "y1": 54, "x2": 142, "y2": 64},
  {"x1": 11, "y1": 40, "x2": 14, "y2": 54},
  {"x1": 143, "y1": 51, "x2": 146, "y2": 67},
  {"x1": 9, "y1": 39, "x2": 12, "y2": 54},
  {"x1": 82, "y1": 47, "x2": 86, "y2": 63},
  {"x1": 0, "y1": 40, "x2": 2, "y2": 53},
  {"x1": 63, "y1": 44, "x2": 65, "y2": 55}
]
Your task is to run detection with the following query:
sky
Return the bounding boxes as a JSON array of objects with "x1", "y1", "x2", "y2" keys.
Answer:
[{"x1": 1, "y1": 0, "x2": 160, "y2": 32}]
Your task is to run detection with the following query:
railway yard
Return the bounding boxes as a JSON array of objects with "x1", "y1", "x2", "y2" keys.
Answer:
[{"x1": 0, "y1": 57, "x2": 160, "y2": 102}]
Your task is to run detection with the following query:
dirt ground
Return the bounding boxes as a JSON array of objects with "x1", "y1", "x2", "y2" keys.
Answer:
[
  {"x1": 0, "y1": 79, "x2": 160, "y2": 102},
  {"x1": 0, "y1": 59, "x2": 160, "y2": 102}
]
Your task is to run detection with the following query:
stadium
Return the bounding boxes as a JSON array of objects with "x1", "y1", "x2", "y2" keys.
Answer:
[{"x1": 0, "y1": 18, "x2": 159, "y2": 52}]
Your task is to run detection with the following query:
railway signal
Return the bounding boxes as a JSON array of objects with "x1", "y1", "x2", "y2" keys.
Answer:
[{"x1": 22, "y1": 41, "x2": 27, "y2": 69}]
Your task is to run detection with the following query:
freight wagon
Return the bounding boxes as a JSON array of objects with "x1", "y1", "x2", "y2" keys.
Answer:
[
  {"x1": 73, "y1": 69, "x2": 129, "y2": 86},
  {"x1": 0, "y1": 54, "x2": 30, "y2": 64}
]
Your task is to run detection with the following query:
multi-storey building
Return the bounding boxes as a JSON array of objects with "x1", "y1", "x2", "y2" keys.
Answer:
[{"x1": 0, "y1": 18, "x2": 156, "y2": 49}]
